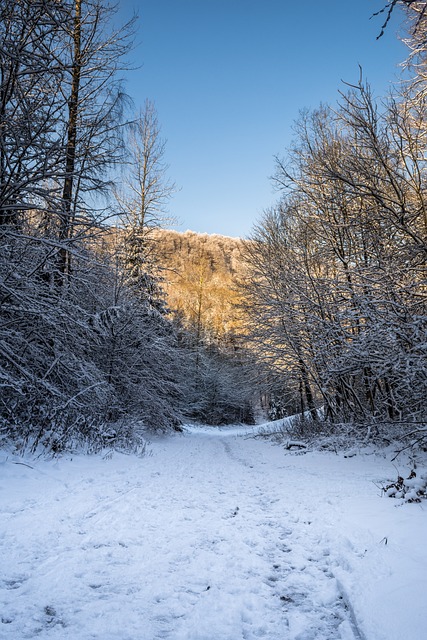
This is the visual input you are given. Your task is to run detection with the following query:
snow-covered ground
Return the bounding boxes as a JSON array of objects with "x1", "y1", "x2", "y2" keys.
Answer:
[{"x1": 1, "y1": 424, "x2": 426, "y2": 640}]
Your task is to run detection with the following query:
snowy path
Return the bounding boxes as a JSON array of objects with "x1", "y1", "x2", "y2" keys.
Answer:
[{"x1": 1, "y1": 426, "x2": 427, "y2": 640}]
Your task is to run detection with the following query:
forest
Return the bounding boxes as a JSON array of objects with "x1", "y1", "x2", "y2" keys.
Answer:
[{"x1": 0, "y1": 0, "x2": 426, "y2": 454}]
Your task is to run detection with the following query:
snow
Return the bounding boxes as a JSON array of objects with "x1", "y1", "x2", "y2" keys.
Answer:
[{"x1": 1, "y1": 424, "x2": 426, "y2": 640}]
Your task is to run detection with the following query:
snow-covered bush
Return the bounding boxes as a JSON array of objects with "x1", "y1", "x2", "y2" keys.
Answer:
[
  {"x1": 0, "y1": 226, "x2": 188, "y2": 453},
  {"x1": 382, "y1": 469, "x2": 427, "y2": 503}
]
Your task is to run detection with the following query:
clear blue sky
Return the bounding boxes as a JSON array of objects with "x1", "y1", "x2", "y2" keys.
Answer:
[{"x1": 117, "y1": 1, "x2": 407, "y2": 238}]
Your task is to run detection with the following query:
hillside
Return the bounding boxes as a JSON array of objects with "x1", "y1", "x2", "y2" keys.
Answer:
[{"x1": 152, "y1": 229, "x2": 247, "y2": 343}]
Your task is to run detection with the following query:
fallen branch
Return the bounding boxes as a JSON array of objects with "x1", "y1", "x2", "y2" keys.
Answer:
[
  {"x1": 12, "y1": 461, "x2": 34, "y2": 469},
  {"x1": 284, "y1": 440, "x2": 307, "y2": 450}
]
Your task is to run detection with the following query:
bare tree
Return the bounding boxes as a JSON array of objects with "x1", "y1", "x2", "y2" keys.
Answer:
[
  {"x1": 114, "y1": 101, "x2": 176, "y2": 307},
  {"x1": 55, "y1": 0, "x2": 136, "y2": 280},
  {"x1": 242, "y1": 78, "x2": 426, "y2": 427},
  {"x1": 0, "y1": 0, "x2": 66, "y2": 226},
  {"x1": 374, "y1": 1, "x2": 426, "y2": 39},
  {"x1": 0, "y1": 0, "x2": 178, "y2": 451},
  {"x1": 117, "y1": 101, "x2": 176, "y2": 229}
]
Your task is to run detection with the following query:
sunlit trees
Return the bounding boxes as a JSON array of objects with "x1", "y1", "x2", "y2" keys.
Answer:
[
  {"x1": 154, "y1": 229, "x2": 246, "y2": 344},
  {"x1": 151, "y1": 229, "x2": 255, "y2": 424},
  {"x1": 241, "y1": 202, "x2": 322, "y2": 421},
  {"x1": 242, "y1": 79, "x2": 426, "y2": 426},
  {"x1": 375, "y1": 1, "x2": 426, "y2": 40}
]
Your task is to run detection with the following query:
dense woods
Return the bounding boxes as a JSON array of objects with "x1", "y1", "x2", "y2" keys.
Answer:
[
  {"x1": 0, "y1": 0, "x2": 251, "y2": 453},
  {"x1": 151, "y1": 229, "x2": 254, "y2": 426},
  {"x1": 152, "y1": 229, "x2": 244, "y2": 343},
  {"x1": 241, "y1": 5, "x2": 427, "y2": 428},
  {"x1": 0, "y1": 0, "x2": 425, "y2": 453}
]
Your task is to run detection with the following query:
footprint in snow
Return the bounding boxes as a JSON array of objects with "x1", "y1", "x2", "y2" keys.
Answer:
[{"x1": 2, "y1": 576, "x2": 28, "y2": 590}]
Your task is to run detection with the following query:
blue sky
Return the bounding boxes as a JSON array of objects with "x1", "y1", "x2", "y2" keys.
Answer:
[{"x1": 117, "y1": 1, "x2": 407, "y2": 238}]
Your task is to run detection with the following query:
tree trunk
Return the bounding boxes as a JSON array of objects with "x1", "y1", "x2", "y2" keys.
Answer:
[{"x1": 58, "y1": 0, "x2": 82, "y2": 281}]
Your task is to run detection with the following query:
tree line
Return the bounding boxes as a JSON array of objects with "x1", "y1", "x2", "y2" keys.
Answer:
[
  {"x1": 2, "y1": 1, "x2": 425, "y2": 453},
  {"x1": 0, "y1": 0, "x2": 253, "y2": 453},
  {"x1": 241, "y1": 3, "x2": 426, "y2": 428}
]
